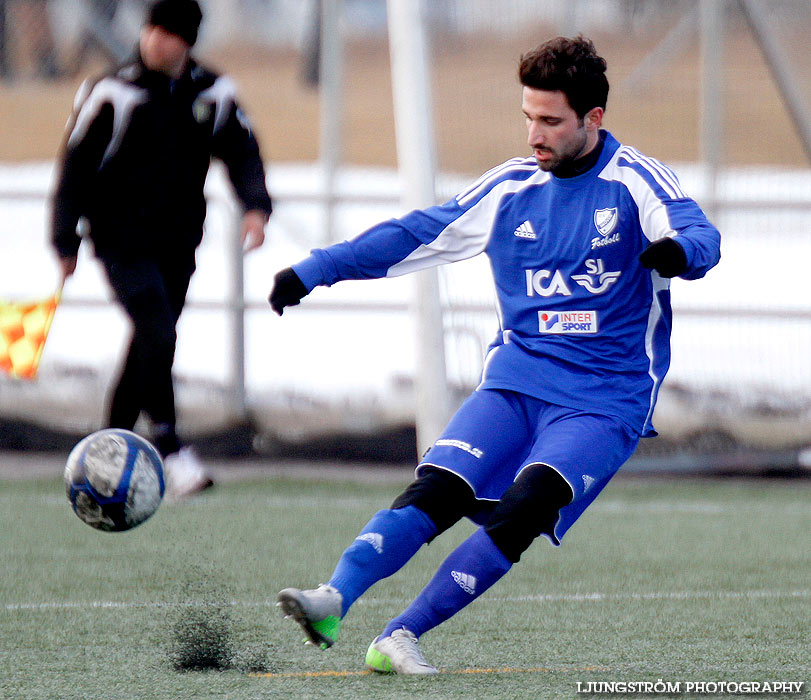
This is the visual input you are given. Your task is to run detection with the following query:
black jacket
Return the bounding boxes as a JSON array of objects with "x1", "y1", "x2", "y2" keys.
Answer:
[{"x1": 51, "y1": 54, "x2": 272, "y2": 261}]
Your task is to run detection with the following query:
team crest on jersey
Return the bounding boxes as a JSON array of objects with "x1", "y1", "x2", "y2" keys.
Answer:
[
  {"x1": 192, "y1": 98, "x2": 212, "y2": 124},
  {"x1": 593, "y1": 207, "x2": 618, "y2": 237},
  {"x1": 539, "y1": 310, "x2": 598, "y2": 334}
]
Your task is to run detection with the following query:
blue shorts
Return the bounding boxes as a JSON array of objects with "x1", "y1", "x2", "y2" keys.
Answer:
[{"x1": 417, "y1": 388, "x2": 639, "y2": 544}]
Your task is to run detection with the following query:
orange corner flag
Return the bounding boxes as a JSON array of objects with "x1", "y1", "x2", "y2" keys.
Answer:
[{"x1": 0, "y1": 288, "x2": 61, "y2": 380}]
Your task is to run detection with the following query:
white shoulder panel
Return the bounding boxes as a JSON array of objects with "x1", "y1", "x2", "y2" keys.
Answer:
[
  {"x1": 198, "y1": 76, "x2": 238, "y2": 134},
  {"x1": 456, "y1": 157, "x2": 539, "y2": 207},
  {"x1": 387, "y1": 171, "x2": 548, "y2": 277},
  {"x1": 598, "y1": 147, "x2": 676, "y2": 243},
  {"x1": 68, "y1": 77, "x2": 148, "y2": 166}
]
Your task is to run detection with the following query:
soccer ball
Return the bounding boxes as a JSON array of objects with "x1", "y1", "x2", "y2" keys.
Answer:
[{"x1": 64, "y1": 429, "x2": 165, "y2": 532}]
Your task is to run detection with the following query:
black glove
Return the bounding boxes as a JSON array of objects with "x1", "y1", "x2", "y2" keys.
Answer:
[
  {"x1": 638, "y1": 238, "x2": 687, "y2": 278},
  {"x1": 268, "y1": 267, "x2": 308, "y2": 315}
]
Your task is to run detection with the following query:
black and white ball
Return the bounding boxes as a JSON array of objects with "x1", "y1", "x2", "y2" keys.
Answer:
[{"x1": 64, "y1": 429, "x2": 165, "y2": 532}]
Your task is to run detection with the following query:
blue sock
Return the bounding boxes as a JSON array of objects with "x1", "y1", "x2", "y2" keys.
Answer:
[
  {"x1": 328, "y1": 505, "x2": 436, "y2": 617},
  {"x1": 381, "y1": 527, "x2": 512, "y2": 639}
]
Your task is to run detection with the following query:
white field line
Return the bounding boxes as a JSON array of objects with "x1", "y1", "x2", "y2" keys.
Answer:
[
  {"x1": 4, "y1": 589, "x2": 809, "y2": 613},
  {"x1": 489, "y1": 589, "x2": 811, "y2": 604},
  {"x1": 11, "y1": 494, "x2": 811, "y2": 517}
]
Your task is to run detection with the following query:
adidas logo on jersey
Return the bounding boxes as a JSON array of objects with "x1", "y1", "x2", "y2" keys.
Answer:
[
  {"x1": 356, "y1": 532, "x2": 384, "y2": 554},
  {"x1": 513, "y1": 220, "x2": 537, "y2": 239},
  {"x1": 582, "y1": 474, "x2": 596, "y2": 492},
  {"x1": 451, "y1": 571, "x2": 477, "y2": 595}
]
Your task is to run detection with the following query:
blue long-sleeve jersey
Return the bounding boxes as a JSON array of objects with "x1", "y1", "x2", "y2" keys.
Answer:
[{"x1": 293, "y1": 131, "x2": 721, "y2": 436}]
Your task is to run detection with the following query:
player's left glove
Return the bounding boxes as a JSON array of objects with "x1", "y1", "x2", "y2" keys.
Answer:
[
  {"x1": 269, "y1": 267, "x2": 309, "y2": 315},
  {"x1": 638, "y1": 237, "x2": 687, "y2": 278}
]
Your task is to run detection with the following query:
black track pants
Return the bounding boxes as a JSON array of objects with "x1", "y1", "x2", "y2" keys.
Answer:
[{"x1": 101, "y1": 255, "x2": 194, "y2": 450}]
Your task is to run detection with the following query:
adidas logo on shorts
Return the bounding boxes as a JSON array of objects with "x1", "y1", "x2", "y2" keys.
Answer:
[
  {"x1": 356, "y1": 532, "x2": 384, "y2": 554},
  {"x1": 451, "y1": 570, "x2": 477, "y2": 595}
]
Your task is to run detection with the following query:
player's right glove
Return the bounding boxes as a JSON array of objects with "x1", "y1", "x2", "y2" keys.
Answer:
[
  {"x1": 638, "y1": 237, "x2": 687, "y2": 278},
  {"x1": 269, "y1": 267, "x2": 309, "y2": 315}
]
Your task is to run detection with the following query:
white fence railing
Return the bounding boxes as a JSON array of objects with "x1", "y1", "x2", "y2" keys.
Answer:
[{"x1": 2, "y1": 164, "x2": 811, "y2": 446}]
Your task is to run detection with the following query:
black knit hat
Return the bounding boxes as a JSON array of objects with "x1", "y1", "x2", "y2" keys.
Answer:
[{"x1": 147, "y1": 0, "x2": 203, "y2": 47}]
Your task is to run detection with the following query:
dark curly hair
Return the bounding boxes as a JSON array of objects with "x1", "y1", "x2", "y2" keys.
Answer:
[{"x1": 518, "y1": 36, "x2": 609, "y2": 118}]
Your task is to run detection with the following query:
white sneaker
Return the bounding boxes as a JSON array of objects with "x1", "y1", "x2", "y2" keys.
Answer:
[
  {"x1": 365, "y1": 628, "x2": 439, "y2": 675},
  {"x1": 163, "y1": 447, "x2": 213, "y2": 502},
  {"x1": 277, "y1": 584, "x2": 343, "y2": 649}
]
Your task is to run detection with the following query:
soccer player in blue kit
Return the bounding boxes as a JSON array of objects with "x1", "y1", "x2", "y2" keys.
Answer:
[{"x1": 269, "y1": 36, "x2": 721, "y2": 674}]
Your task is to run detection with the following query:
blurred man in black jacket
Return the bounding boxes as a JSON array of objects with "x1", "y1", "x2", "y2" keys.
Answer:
[{"x1": 51, "y1": 0, "x2": 273, "y2": 499}]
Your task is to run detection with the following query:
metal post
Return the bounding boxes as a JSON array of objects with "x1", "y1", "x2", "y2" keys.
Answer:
[
  {"x1": 230, "y1": 205, "x2": 247, "y2": 421},
  {"x1": 560, "y1": 0, "x2": 579, "y2": 37},
  {"x1": 319, "y1": 0, "x2": 344, "y2": 243},
  {"x1": 700, "y1": 0, "x2": 724, "y2": 217},
  {"x1": 625, "y1": 5, "x2": 698, "y2": 91},
  {"x1": 387, "y1": 0, "x2": 450, "y2": 456},
  {"x1": 739, "y1": 0, "x2": 811, "y2": 165}
]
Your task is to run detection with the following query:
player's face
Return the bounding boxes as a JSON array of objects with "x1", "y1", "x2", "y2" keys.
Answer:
[
  {"x1": 140, "y1": 25, "x2": 190, "y2": 78},
  {"x1": 522, "y1": 87, "x2": 602, "y2": 171}
]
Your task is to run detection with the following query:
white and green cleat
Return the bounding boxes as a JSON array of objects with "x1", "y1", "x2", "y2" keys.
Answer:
[
  {"x1": 276, "y1": 584, "x2": 342, "y2": 650},
  {"x1": 364, "y1": 628, "x2": 439, "y2": 675}
]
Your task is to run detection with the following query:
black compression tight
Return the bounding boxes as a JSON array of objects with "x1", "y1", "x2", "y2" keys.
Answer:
[{"x1": 391, "y1": 463, "x2": 573, "y2": 562}]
